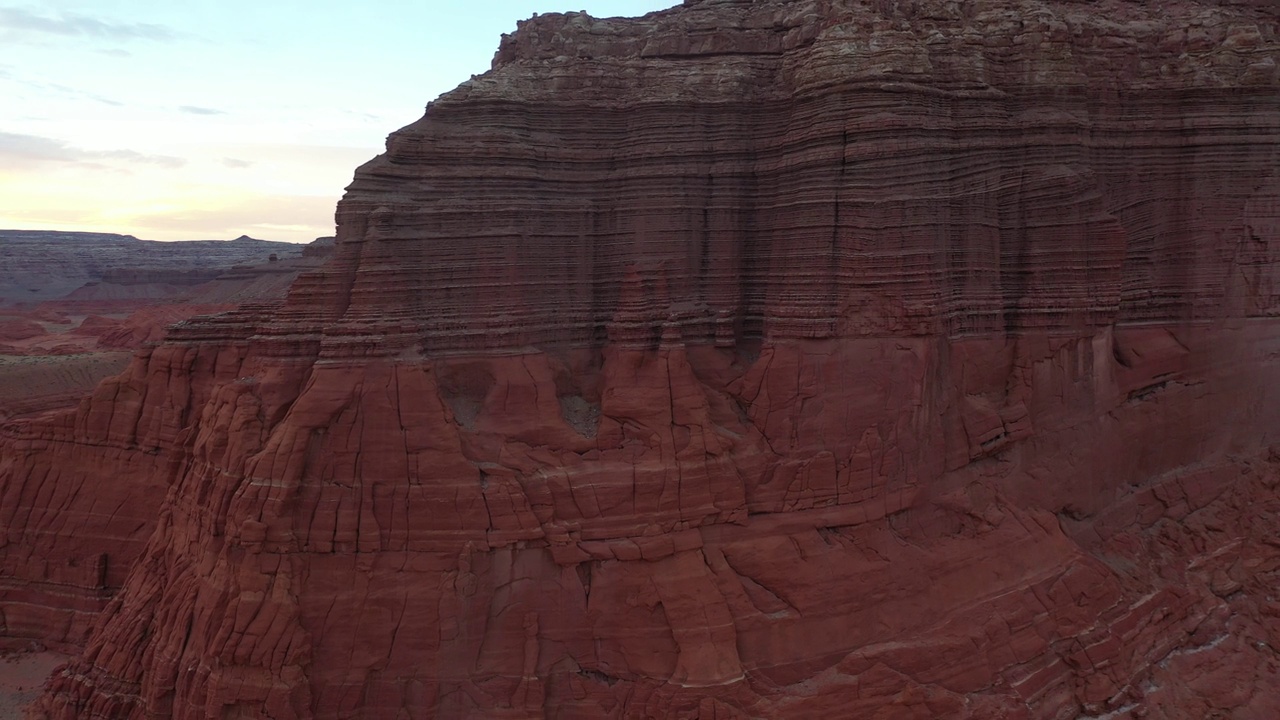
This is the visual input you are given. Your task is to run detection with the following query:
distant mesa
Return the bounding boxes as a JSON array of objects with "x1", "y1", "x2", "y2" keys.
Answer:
[
  {"x1": 0, "y1": 229, "x2": 308, "y2": 307},
  {"x1": 0, "y1": 230, "x2": 335, "y2": 416}
]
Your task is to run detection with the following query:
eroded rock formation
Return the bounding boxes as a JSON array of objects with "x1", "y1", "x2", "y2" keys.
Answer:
[{"x1": 5, "y1": 0, "x2": 1280, "y2": 717}]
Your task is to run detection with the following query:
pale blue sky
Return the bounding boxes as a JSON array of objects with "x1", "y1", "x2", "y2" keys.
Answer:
[{"x1": 0, "y1": 1, "x2": 678, "y2": 241}]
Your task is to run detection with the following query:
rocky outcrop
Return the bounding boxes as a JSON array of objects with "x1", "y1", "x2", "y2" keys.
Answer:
[
  {"x1": 91, "y1": 306, "x2": 237, "y2": 350},
  {"x1": 5, "y1": 0, "x2": 1280, "y2": 718},
  {"x1": 0, "y1": 320, "x2": 44, "y2": 343},
  {"x1": 300, "y1": 236, "x2": 336, "y2": 260}
]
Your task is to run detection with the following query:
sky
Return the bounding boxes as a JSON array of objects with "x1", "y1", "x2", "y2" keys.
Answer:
[{"x1": 0, "y1": 0, "x2": 678, "y2": 243}]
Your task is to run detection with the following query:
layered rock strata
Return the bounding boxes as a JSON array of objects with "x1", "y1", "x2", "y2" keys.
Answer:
[
  {"x1": 0, "y1": 232, "x2": 301, "y2": 307},
  {"x1": 4, "y1": 0, "x2": 1280, "y2": 717}
]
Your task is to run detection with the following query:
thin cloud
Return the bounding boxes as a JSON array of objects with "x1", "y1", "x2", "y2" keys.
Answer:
[
  {"x1": 2, "y1": 72, "x2": 124, "y2": 106},
  {"x1": 96, "y1": 48, "x2": 131, "y2": 58},
  {"x1": 99, "y1": 148, "x2": 185, "y2": 168},
  {"x1": 44, "y1": 82, "x2": 122, "y2": 106},
  {"x1": 341, "y1": 110, "x2": 385, "y2": 122},
  {"x1": 179, "y1": 105, "x2": 225, "y2": 116},
  {"x1": 0, "y1": 7, "x2": 176, "y2": 41},
  {"x1": 221, "y1": 157, "x2": 252, "y2": 169},
  {"x1": 0, "y1": 131, "x2": 185, "y2": 170}
]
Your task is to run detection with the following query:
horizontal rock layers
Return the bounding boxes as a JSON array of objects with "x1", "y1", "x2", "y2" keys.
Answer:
[
  {"x1": 6, "y1": 0, "x2": 1280, "y2": 717},
  {"x1": 0, "y1": 232, "x2": 301, "y2": 308}
]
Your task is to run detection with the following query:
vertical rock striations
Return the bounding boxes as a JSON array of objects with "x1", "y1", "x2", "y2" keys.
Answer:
[{"x1": 5, "y1": 0, "x2": 1280, "y2": 717}]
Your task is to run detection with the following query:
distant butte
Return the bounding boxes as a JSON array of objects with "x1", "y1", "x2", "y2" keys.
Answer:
[
  {"x1": 0, "y1": 230, "x2": 306, "y2": 307},
  {"x1": 5, "y1": 0, "x2": 1280, "y2": 718}
]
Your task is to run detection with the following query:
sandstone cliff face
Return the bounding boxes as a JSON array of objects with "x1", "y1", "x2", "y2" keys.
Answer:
[{"x1": 7, "y1": 0, "x2": 1280, "y2": 717}]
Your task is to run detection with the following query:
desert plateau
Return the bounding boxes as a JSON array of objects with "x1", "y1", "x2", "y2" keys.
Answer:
[{"x1": 1, "y1": 0, "x2": 1279, "y2": 718}]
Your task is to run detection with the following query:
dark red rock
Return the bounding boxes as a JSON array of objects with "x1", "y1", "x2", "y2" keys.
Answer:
[
  {"x1": 0, "y1": 319, "x2": 44, "y2": 343},
  {"x1": 92, "y1": 305, "x2": 236, "y2": 349},
  {"x1": 69, "y1": 316, "x2": 121, "y2": 337},
  {"x1": 3, "y1": 1, "x2": 1280, "y2": 718}
]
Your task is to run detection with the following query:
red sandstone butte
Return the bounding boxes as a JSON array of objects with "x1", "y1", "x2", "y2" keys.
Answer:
[{"x1": 5, "y1": 0, "x2": 1280, "y2": 718}]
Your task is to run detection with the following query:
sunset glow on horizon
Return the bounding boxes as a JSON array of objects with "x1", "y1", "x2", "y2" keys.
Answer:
[{"x1": 1, "y1": 1, "x2": 677, "y2": 243}]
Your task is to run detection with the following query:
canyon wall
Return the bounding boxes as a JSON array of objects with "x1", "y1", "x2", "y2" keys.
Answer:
[{"x1": 3, "y1": 0, "x2": 1279, "y2": 717}]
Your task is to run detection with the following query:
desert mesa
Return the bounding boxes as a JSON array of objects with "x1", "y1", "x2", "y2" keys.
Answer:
[{"x1": 3, "y1": 0, "x2": 1280, "y2": 717}]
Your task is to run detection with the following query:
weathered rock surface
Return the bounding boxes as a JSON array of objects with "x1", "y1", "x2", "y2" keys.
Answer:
[
  {"x1": 0, "y1": 322, "x2": 44, "y2": 344},
  {"x1": 4, "y1": 0, "x2": 1280, "y2": 718}
]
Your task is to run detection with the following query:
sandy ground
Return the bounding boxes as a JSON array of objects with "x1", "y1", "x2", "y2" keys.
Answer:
[{"x1": 0, "y1": 651, "x2": 67, "y2": 719}]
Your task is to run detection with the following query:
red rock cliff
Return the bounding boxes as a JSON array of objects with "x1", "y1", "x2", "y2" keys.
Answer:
[{"x1": 7, "y1": 0, "x2": 1280, "y2": 717}]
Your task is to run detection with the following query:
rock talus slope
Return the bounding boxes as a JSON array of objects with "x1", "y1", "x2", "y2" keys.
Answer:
[{"x1": 5, "y1": 0, "x2": 1280, "y2": 717}]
